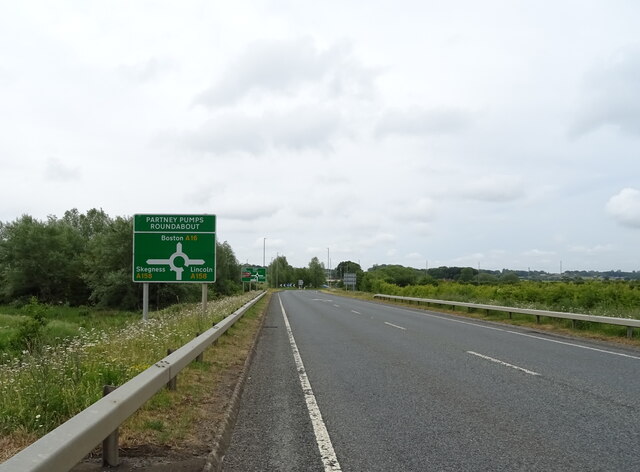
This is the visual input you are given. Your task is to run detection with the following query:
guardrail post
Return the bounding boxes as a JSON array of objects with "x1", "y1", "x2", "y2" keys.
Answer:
[
  {"x1": 102, "y1": 385, "x2": 119, "y2": 467},
  {"x1": 627, "y1": 326, "x2": 633, "y2": 339},
  {"x1": 166, "y1": 349, "x2": 177, "y2": 391},
  {"x1": 195, "y1": 333, "x2": 204, "y2": 362},
  {"x1": 211, "y1": 323, "x2": 219, "y2": 346},
  {"x1": 536, "y1": 315, "x2": 541, "y2": 324}
]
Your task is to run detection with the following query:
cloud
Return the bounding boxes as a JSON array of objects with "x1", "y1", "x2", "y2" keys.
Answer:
[
  {"x1": 195, "y1": 37, "x2": 376, "y2": 107},
  {"x1": 459, "y1": 174, "x2": 524, "y2": 202},
  {"x1": 452, "y1": 252, "x2": 486, "y2": 265},
  {"x1": 375, "y1": 107, "x2": 473, "y2": 138},
  {"x1": 188, "y1": 187, "x2": 279, "y2": 222},
  {"x1": 396, "y1": 197, "x2": 437, "y2": 222},
  {"x1": 523, "y1": 249, "x2": 556, "y2": 257},
  {"x1": 44, "y1": 158, "x2": 80, "y2": 182},
  {"x1": 118, "y1": 57, "x2": 174, "y2": 82},
  {"x1": 606, "y1": 188, "x2": 640, "y2": 228},
  {"x1": 182, "y1": 38, "x2": 379, "y2": 157},
  {"x1": 570, "y1": 46, "x2": 640, "y2": 137},
  {"x1": 568, "y1": 244, "x2": 613, "y2": 254},
  {"x1": 359, "y1": 232, "x2": 396, "y2": 248},
  {"x1": 184, "y1": 106, "x2": 344, "y2": 154},
  {"x1": 258, "y1": 237, "x2": 285, "y2": 250},
  {"x1": 219, "y1": 200, "x2": 280, "y2": 221}
]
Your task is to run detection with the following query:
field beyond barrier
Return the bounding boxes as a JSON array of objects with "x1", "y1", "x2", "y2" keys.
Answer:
[{"x1": 373, "y1": 293, "x2": 640, "y2": 338}]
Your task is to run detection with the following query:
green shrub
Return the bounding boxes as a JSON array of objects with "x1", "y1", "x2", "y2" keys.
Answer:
[
  {"x1": 373, "y1": 280, "x2": 640, "y2": 318},
  {"x1": 10, "y1": 297, "x2": 49, "y2": 353}
]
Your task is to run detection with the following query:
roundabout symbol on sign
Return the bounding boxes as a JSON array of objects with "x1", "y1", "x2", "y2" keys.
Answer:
[{"x1": 146, "y1": 242, "x2": 205, "y2": 281}]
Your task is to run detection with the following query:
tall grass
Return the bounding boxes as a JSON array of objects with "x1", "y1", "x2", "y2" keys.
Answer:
[
  {"x1": 372, "y1": 280, "x2": 640, "y2": 319},
  {"x1": 0, "y1": 301, "x2": 138, "y2": 355},
  {"x1": 0, "y1": 292, "x2": 258, "y2": 436}
]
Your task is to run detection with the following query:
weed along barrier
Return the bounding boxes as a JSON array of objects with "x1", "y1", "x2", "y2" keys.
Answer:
[{"x1": 0, "y1": 291, "x2": 262, "y2": 465}]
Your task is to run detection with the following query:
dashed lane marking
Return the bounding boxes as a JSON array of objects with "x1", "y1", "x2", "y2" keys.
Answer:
[
  {"x1": 467, "y1": 351, "x2": 540, "y2": 376},
  {"x1": 384, "y1": 321, "x2": 406, "y2": 331}
]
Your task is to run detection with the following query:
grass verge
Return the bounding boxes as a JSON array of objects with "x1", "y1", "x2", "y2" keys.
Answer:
[
  {"x1": 0, "y1": 291, "x2": 269, "y2": 463},
  {"x1": 326, "y1": 289, "x2": 640, "y2": 347},
  {"x1": 117, "y1": 291, "x2": 269, "y2": 453}
]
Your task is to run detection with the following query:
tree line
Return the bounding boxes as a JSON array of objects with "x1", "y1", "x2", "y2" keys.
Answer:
[
  {"x1": 3, "y1": 208, "x2": 635, "y2": 310},
  {"x1": 0, "y1": 209, "x2": 243, "y2": 310},
  {"x1": 266, "y1": 255, "x2": 327, "y2": 288}
]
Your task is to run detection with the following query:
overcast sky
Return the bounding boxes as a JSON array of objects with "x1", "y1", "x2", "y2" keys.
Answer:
[{"x1": 1, "y1": 1, "x2": 640, "y2": 273}]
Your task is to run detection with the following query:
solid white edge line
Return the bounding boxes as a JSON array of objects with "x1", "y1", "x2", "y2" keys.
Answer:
[
  {"x1": 467, "y1": 351, "x2": 540, "y2": 376},
  {"x1": 278, "y1": 295, "x2": 342, "y2": 472},
  {"x1": 384, "y1": 321, "x2": 406, "y2": 331}
]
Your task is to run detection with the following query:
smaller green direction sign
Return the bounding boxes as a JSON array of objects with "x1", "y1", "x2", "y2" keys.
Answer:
[
  {"x1": 133, "y1": 214, "x2": 216, "y2": 283},
  {"x1": 241, "y1": 267, "x2": 266, "y2": 283}
]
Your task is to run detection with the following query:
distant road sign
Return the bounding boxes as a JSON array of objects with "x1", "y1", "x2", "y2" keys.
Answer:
[
  {"x1": 133, "y1": 214, "x2": 216, "y2": 283},
  {"x1": 242, "y1": 267, "x2": 266, "y2": 282},
  {"x1": 344, "y1": 272, "x2": 357, "y2": 288}
]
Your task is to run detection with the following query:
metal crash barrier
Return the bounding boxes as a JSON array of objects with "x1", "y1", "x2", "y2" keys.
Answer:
[{"x1": 0, "y1": 291, "x2": 266, "y2": 472}]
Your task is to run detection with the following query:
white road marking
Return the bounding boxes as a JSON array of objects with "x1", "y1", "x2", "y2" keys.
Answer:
[
  {"x1": 312, "y1": 299, "x2": 333, "y2": 303},
  {"x1": 384, "y1": 321, "x2": 406, "y2": 331},
  {"x1": 278, "y1": 296, "x2": 342, "y2": 472},
  {"x1": 397, "y1": 306, "x2": 640, "y2": 361},
  {"x1": 351, "y1": 310, "x2": 361, "y2": 315},
  {"x1": 467, "y1": 351, "x2": 540, "y2": 376},
  {"x1": 333, "y1": 304, "x2": 340, "y2": 308}
]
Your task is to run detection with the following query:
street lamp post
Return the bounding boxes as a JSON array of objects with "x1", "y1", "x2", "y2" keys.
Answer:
[{"x1": 327, "y1": 247, "x2": 330, "y2": 286}]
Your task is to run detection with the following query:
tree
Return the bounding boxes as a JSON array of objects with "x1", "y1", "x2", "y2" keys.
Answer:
[
  {"x1": 83, "y1": 215, "x2": 219, "y2": 308},
  {"x1": 0, "y1": 215, "x2": 88, "y2": 304},
  {"x1": 0, "y1": 209, "x2": 249, "y2": 310},
  {"x1": 268, "y1": 256, "x2": 294, "y2": 287},
  {"x1": 366, "y1": 264, "x2": 418, "y2": 287},
  {"x1": 417, "y1": 275, "x2": 438, "y2": 286},
  {"x1": 82, "y1": 216, "x2": 140, "y2": 309},
  {"x1": 478, "y1": 272, "x2": 498, "y2": 284},
  {"x1": 294, "y1": 267, "x2": 310, "y2": 287},
  {"x1": 458, "y1": 267, "x2": 476, "y2": 283},
  {"x1": 335, "y1": 260, "x2": 362, "y2": 278},
  {"x1": 335, "y1": 260, "x2": 364, "y2": 289},
  {"x1": 213, "y1": 241, "x2": 241, "y2": 296},
  {"x1": 308, "y1": 257, "x2": 326, "y2": 288},
  {"x1": 499, "y1": 271, "x2": 520, "y2": 285},
  {"x1": 62, "y1": 208, "x2": 111, "y2": 240}
]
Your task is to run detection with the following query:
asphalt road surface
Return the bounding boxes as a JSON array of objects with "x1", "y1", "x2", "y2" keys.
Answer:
[{"x1": 222, "y1": 290, "x2": 640, "y2": 471}]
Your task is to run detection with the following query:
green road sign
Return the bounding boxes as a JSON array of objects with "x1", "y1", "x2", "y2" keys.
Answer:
[
  {"x1": 241, "y1": 267, "x2": 266, "y2": 282},
  {"x1": 133, "y1": 214, "x2": 216, "y2": 283}
]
